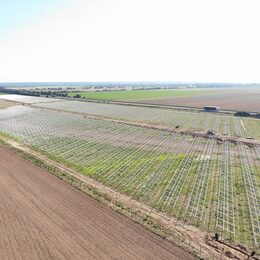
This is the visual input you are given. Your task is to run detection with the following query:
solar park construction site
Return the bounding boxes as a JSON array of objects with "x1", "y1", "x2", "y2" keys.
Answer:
[{"x1": 0, "y1": 93, "x2": 259, "y2": 259}]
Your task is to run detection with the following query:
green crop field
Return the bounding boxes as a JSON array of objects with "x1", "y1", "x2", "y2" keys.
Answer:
[
  {"x1": 0, "y1": 105, "x2": 259, "y2": 251},
  {"x1": 68, "y1": 89, "x2": 211, "y2": 100}
]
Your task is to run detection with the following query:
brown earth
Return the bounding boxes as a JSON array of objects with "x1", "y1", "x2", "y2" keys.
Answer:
[
  {"x1": 0, "y1": 145, "x2": 195, "y2": 260},
  {"x1": 139, "y1": 90, "x2": 260, "y2": 112},
  {"x1": 0, "y1": 99, "x2": 17, "y2": 108}
]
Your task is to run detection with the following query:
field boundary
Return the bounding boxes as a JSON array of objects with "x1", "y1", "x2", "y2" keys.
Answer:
[{"x1": 1, "y1": 134, "x2": 258, "y2": 259}]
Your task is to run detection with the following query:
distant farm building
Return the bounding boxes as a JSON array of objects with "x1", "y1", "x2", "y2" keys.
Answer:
[{"x1": 204, "y1": 106, "x2": 220, "y2": 112}]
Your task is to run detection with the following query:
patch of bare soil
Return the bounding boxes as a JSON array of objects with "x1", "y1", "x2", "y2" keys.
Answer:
[
  {"x1": 0, "y1": 100, "x2": 17, "y2": 108},
  {"x1": 0, "y1": 145, "x2": 195, "y2": 260}
]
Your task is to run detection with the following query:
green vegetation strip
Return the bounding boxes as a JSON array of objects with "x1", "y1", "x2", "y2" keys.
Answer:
[{"x1": 68, "y1": 89, "x2": 210, "y2": 100}]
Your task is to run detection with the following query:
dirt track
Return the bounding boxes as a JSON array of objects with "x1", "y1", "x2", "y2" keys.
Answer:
[{"x1": 0, "y1": 145, "x2": 194, "y2": 260}]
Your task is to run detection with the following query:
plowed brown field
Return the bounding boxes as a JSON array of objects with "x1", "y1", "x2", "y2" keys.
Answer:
[
  {"x1": 0, "y1": 100, "x2": 16, "y2": 108},
  {"x1": 139, "y1": 89, "x2": 260, "y2": 112},
  {"x1": 0, "y1": 146, "x2": 195, "y2": 260}
]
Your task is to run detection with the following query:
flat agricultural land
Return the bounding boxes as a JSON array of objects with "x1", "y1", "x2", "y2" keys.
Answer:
[
  {"x1": 69, "y1": 88, "x2": 260, "y2": 112},
  {"x1": 68, "y1": 89, "x2": 210, "y2": 100},
  {"x1": 0, "y1": 145, "x2": 193, "y2": 260},
  {"x1": 141, "y1": 89, "x2": 260, "y2": 112},
  {"x1": 132, "y1": 88, "x2": 260, "y2": 112},
  {"x1": 0, "y1": 105, "x2": 259, "y2": 251},
  {"x1": 0, "y1": 94, "x2": 259, "y2": 255}
]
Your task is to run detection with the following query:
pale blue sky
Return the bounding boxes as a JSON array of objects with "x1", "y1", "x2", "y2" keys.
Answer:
[
  {"x1": 0, "y1": 0, "x2": 68, "y2": 36},
  {"x1": 0, "y1": 0, "x2": 260, "y2": 82}
]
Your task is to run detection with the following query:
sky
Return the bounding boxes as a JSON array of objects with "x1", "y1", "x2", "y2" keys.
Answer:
[{"x1": 0, "y1": 0, "x2": 260, "y2": 83}]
